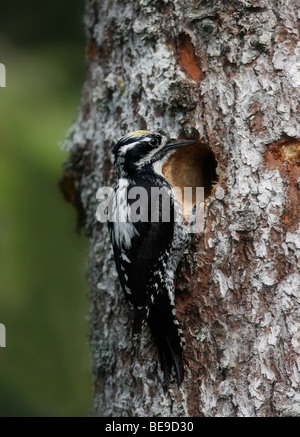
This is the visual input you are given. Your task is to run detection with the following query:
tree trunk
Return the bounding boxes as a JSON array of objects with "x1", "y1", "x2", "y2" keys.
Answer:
[{"x1": 60, "y1": 0, "x2": 300, "y2": 417}]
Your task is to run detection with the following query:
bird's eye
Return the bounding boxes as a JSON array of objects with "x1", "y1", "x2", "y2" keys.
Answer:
[{"x1": 150, "y1": 138, "x2": 158, "y2": 146}]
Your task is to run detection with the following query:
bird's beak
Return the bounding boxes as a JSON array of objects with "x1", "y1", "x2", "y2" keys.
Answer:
[{"x1": 165, "y1": 138, "x2": 198, "y2": 151}]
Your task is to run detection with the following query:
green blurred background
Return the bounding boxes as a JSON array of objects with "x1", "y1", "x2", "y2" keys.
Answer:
[{"x1": 0, "y1": 1, "x2": 92, "y2": 416}]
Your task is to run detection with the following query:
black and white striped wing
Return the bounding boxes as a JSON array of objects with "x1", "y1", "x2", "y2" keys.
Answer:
[
  {"x1": 108, "y1": 184, "x2": 174, "y2": 336},
  {"x1": 109, "y1": 218, "x2": 173, "y2": 335}
]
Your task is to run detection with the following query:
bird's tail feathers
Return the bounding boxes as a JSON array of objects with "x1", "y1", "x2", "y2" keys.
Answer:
[
  {"x1": 130, "y1": 306, "x2": 149, "y2": 340},
  {"x1": 147, "y1": 288, "x2": 184, "y2": 390}
]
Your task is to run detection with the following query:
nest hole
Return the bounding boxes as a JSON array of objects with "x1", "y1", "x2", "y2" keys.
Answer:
[{"x1": 162, "y1": 141, "x2": 218, "y2": 222}]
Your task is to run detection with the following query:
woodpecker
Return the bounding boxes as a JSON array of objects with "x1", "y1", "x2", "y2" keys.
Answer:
[{"x1": 108, "y1": 130, "x2": 197, "y2": 389}]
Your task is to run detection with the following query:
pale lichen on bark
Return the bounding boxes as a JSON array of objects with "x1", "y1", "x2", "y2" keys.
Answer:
[{"x1": 62, "y1": 0, "x2": 300, "y2": 416}]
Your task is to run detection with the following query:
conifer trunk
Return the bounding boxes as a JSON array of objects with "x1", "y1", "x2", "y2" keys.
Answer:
[{"x1": 61, "y1": 0, "x2": 300, "y2": 417}]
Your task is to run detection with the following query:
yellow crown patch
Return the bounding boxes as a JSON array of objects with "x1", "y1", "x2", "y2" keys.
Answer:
[{"x1": 126, "y1": 130, "x2": 150, "y2": 137}]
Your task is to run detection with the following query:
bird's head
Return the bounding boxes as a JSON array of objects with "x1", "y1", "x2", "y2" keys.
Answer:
[{"x1": 111, "y1": 130, "x2": 198, "y2": 176}]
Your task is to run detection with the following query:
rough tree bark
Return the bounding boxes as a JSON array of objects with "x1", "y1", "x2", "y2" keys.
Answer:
[{"x1": 60, "y1": 0, "x2": 300, "y2": 417}]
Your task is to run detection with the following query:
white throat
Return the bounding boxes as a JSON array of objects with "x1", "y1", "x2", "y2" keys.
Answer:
[{"x1": 153, "y1": 149, "x2": 176, "y2": 177}]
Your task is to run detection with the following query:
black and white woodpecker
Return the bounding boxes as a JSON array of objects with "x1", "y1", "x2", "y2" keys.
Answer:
[{"x1": 108, "y1": 130, "x2": 197, "y2": 389}]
